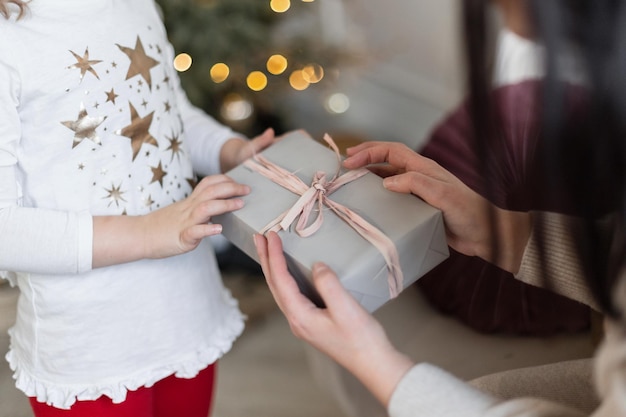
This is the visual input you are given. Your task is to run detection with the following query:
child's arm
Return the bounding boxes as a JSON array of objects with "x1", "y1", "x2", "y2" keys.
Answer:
[
  {"x1": 219, "y1": 128, "x2": 275, "y2": 173},
  {"x1": 92, "y1": 174, "x2": 249, "y2": 268},
  {"x1": 0, "y1": 175, "x2": 249, "y2": 275}
]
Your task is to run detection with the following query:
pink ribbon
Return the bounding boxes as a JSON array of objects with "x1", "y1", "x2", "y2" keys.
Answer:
[{"x1": 244, "y1": 134, "x2": 403, "y2": 298}]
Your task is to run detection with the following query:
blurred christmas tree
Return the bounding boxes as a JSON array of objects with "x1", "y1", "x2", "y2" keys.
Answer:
[{"x1": 156, "y1": 0, "x2": 355, "y2": 136}]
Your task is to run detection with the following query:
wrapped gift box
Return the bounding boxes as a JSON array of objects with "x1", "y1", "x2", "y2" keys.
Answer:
[{"x1": 214, "y1": 131, "x2": 449, "y2": 312}]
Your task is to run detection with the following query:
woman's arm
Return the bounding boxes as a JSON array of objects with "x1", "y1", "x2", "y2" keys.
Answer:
[
  {"x1": 343, "y1": 141, "x2": 531, "y2": 274},
  {"x1": 254, "y1": 231, "x2": 415, "y2": 407},
  {"x1": 254, "y1": 231, "x2": 589, "y2": 416},
  {"x1": 343, "y1": 141, "x2": 597, "y2": 308}
]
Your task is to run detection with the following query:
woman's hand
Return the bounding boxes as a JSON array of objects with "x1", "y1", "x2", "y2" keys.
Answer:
[
  {"x1": 343, "y1": 141, "x2": 531, "y2": 273},
  {"x1": 220, "y1": 128, "x2": 276, "y2": 172},
  {"x1": 92, "y1": 175, "x2": 250, "y2": 267},
  {"x1": 254, "y1": 231, "x2": 414, "y2": 407}
]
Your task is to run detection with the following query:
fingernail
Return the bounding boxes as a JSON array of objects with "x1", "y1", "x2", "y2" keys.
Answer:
[
  {"x1": 312, "y1": 262, "x2": 328, "y2": 274},
  {"x1": 252, "y1": 234, "x2": 261, "y2": 249}
]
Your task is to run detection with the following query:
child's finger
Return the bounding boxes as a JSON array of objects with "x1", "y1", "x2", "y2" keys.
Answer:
[{"x1": 193, "y1": 198, "x2": 245, "y2": 222}]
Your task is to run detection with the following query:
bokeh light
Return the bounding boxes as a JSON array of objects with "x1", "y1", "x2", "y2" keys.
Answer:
[
  {"x1": 210, "y1": 63, "x2": 230, "y2": 83},
  {"x1": 302, "y1": 64, "x2": 324, "y2": 83},
  {"x1": 325, "y1": 92, "x2": 350, "y2": 114},
  {"x1": 270, "y1": 0, "x2": 290, "y2": 13},
  {"x1": 289, "y1": 70, "x2": 310, "y2": 91},
  {"x1": 173, "y1": 53, "x2": 192, "y2": 72},
  {"x1": 266, "y1": 54, "x2": 288, "y2": 75},
  {"x1": 246, "y1": 71, "x2": 268, "y2": 91},
  {"x1": 220, "y1": 93, "x2": 254, "y2": 121}
]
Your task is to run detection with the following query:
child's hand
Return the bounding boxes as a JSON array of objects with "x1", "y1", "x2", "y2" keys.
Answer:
[
  {"x1": 92, "y1": 175, "x2": 250, "y2": 267},
  {"x1": 143, "y1": 174, "x2": 250, "y2": 259},
  {"x1": 220, "y1": 128, "x2": 275, "y2": 172}
]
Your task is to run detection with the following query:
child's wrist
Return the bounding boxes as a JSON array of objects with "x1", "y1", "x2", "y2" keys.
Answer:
[
  {"x1": 220, "y1": 137, "x2": 247, "y2": 172},
  {"x1": 137, "y1": 213, "x2": 156, "y2": 260}
]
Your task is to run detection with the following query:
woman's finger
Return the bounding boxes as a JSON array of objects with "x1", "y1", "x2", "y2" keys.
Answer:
[
  {"x1": 309, "y1": 262, "x2": 364, "y2": 319},
  {"x1": 343, "y1": 142, "x2": 422, "y2": 173},
  {"x1": 262, "y1": 232, "x2": 318, "y2": 313},
  {"x1": 365, "y1": 164, "x2": 405, "y2": 179},
  {"x1": 382, "y1": 171, "x2": 447, "y2": 206}
]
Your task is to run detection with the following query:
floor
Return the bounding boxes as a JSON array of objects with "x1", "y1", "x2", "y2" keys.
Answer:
[{"x1": 0, "y1": 246, "x2": 597, "y2": 417}]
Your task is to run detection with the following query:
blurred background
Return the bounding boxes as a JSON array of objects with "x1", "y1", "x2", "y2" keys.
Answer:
[{"x1": 156, "y1": 0, "x2": 464, "y2": 148}]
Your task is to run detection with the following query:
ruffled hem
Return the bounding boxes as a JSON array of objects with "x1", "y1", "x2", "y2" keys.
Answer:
[
  {"x1": 6, "y1": 288, "x2": 246, "y2": 410},
  {"x1": 0, "y1": 270, "x2": 18, "y2": 287}
]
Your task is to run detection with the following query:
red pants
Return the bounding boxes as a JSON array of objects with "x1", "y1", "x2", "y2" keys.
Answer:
[{"x1": 29, "y1": 363, "x2": 216, "y2": 417}]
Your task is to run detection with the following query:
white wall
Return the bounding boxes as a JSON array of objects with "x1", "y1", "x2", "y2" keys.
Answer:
[{"x1": 281, "y1": 0, "x2": 466, "y2": 149}]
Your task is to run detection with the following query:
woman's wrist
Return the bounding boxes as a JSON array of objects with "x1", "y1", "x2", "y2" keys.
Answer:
[
  {"x1": 349, "y1": 342, "x2": 415, "y2": 407},
  {"x1": 480, "y1": 208, "x2": 531, "y2": 274}
]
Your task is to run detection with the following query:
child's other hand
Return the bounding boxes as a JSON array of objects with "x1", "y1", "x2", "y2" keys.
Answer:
[
  {"x1": 220, "y1": 128, "x2": 275, "y2": 172},
  {"x1": 143, "y1": 174, "x2": 250, "y2": 259}
]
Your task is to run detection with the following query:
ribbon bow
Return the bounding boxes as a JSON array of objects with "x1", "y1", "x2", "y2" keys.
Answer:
[{"x1": 244, "y1": 134, "x2": 403, "y2": 298}]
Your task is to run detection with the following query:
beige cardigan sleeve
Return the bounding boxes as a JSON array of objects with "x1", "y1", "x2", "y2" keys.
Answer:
[{"x1": 515, "y1": 211, "x2": 600, "y2": 311}]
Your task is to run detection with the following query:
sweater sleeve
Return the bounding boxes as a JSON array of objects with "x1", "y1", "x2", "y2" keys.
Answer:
[
  {"x1": 0, "y1": 206, "x2": 93, "y2": 279},
  {"x1": 0, "y1": 57, "x2": 93, "y2": 280},
  {"x1": 514, "y1": 211, "x2": 598, "y2": 310},
  {"x1": 388, "y1": 363, "x2": 586, "y2": 417}
]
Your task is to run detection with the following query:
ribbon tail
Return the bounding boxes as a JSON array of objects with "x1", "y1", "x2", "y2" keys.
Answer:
[
  {"x1": 259, "y1": 208, "x2": 291, "y2": 235},
  {"x1": 325, "y1": 199, "x2": 403, "y2": 298},
  {"x1": 296, "y1": 197, "x2": 325, "y2": 238}
]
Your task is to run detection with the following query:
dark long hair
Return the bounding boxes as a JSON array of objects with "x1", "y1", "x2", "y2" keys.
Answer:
[{"x1": 463, "y1": 0, "x2": 626, "y2": 318}]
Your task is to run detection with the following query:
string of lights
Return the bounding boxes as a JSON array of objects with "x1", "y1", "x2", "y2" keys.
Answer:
[{"x1": 157, "y1": 0, "x2": 355, "y2": 133}]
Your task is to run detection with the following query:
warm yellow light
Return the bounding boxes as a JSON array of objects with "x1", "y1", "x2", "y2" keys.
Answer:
[
  {"x1": 173, "y1": 53, "x2": 192, "y2": 72},
  {"x1": 302, "y1": 64, "x2": 324, "y2": 83},
  {"x1": 302, "y1": 0, "x2": 315, "y2": 2},
  {"x1": 210, "y1": 63, "x2": 230, "y2": 83},
  {"x1": 266, "y1": 54, "x2": 288, "y2": 75},
  {"x1": 270, "y1": 0, "x2": 290, "y2": 13},
  {"x1": 289, "y1": 70, "x2": 310, "y2": 91},
  {"x1": 247, "y1": 71, "x2": 268, "y2": 91}
]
